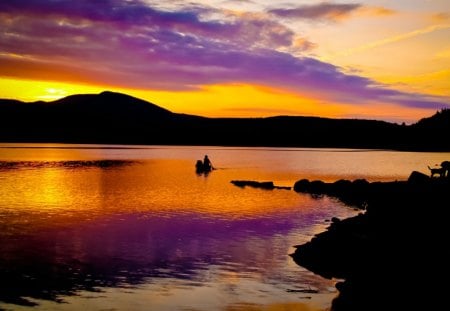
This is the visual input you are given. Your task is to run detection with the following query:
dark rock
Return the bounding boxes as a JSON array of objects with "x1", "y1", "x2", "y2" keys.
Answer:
[
  {"x1": 293, "y1": 178, "x2": 369, "y2": 209},
  {"x1": 231, "y1": 180, "x2": 274, "y2": 190},
  {"x1": 291, "y1": 172, "x2": 449, "y2": 311},
  {"x1": 352, "y1": 178, "x2": 369, "y2": 187},
  {"x1": 407, "y1": 171, "x2": 429, "y2": 184},
  {"x1": 309, "y1": 180, "x2": 326, "y2": 193},
  {"x1": 333, "y1": 179, "x2": 352, "y2": 188},
  {"x1": 293, "y1": 179, "x2": 310, "y2": 192}
]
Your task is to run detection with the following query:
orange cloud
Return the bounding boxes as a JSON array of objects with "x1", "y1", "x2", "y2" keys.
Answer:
[
  {"x1": 0, "y1": 56, "x2": 104, "y2": 87},
  {"x1": 431, "y1": 12, "x2": 450, "y2": 22},
  {"x1": 358, "y1": 6, "x2": 396, "y2": 17},
  {"x1": 292, "y1": 37, "x2": 317, "y2": 51}
]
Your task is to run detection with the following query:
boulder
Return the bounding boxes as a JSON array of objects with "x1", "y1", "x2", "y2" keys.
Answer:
[{"x1": 407, "y1": 171, "x2": 429, "y2": 184}]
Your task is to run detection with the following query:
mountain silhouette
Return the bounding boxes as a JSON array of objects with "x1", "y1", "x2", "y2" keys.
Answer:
[
  {"x1": 0, "y1": 91, "x2": 448, "y2": 150},
  {"x1": 53, "y1": 91, "x2": 173, "y2": 118}
]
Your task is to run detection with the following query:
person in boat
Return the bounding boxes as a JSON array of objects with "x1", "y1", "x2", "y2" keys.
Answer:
[
  {"x1": 195, "y1": 155, "x2": 214, "y2": 173},
  {"x1": 203, "y1": 155, "x2": 213, "y2": 171}
]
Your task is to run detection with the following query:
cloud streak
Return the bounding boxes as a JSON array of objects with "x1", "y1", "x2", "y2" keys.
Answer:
[
  {"x1": 268, "y1": 2, "x2": 361, "y2": 21},
  {"x1": 341, "y1": 23, "x2": 450, "y2": 56},
  {"x1": 268, "y1": 2, "x2": 395, "y2": 22},
  {"x1": 0, "y1": 0, "x2": 448, "y2": 110}
]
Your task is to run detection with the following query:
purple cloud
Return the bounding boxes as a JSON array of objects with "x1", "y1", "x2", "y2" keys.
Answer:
[
  {"x1": 0, "y1": 0, "x2": 448, "y2": 110},
  {"x1": 268, "y1": 2, "x2": 361, "y2": 21},
  {"x1": 0, "y1": 0, "x2": 294, "y2": 49}
]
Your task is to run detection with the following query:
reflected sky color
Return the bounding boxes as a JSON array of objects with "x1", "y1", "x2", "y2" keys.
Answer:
[
  {"x1": 1, "y1": 1, "x2": 449, "y2": 122},
  {"x1": 1, "y1": 144, "x2": 449, "y2": 310}
]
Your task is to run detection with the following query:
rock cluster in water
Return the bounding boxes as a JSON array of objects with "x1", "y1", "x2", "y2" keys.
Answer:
[{"x1": 291, "y1": 171, "x2": 449, "y2": 311}]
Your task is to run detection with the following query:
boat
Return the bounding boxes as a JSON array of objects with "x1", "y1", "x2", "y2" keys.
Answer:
[{"x1": 195, "y1": 160, "x2": 212, "y2": 174}]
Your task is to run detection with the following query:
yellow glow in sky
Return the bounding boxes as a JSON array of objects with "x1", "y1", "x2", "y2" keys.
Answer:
[
  {"x1": 0, "y1": 77, "x2": 344, "y2": 117},
  {"x1": 0, "y1": 77, "x2": 434, "y2": 123},
  {"x1": 0, "y1": 78, "x2": 106, "y2": 101}
]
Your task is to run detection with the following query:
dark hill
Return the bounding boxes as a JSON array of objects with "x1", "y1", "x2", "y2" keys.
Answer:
[
  {"x1": 405, "y1": 108, "x2": 450, "y2": 150},
  {"x1": 52, "y1": 91, "x2": 173, "y2": 118},
  {"x1": 182, "y1": 115, "x2": 401, "y2": 148},
  {"x1": 0, "y1": 91, "x2": 177, "y2": 144},
  {"x1": 414, "y1": 108, "x2": 450, "y2": 129},
  {"x1": 0, "y1": 92, "x2": 448, "y2": 150}
]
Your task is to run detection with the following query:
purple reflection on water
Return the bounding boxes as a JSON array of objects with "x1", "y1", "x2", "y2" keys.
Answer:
[{"x1": 0, "y1": 206, "x2": 337, "y2": 307}]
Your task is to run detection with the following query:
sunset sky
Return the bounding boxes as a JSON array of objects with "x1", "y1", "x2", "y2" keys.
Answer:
[{"x1": 1, "y1": 0, "x2": 449, "y2": 123}]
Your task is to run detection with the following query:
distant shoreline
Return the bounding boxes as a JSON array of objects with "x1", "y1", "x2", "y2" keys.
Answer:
[
  {"x1": 1, "y1": 92, "x2": 449, "y2": 151},
  {"x1": 1, "y1": 141, "x2": 449, "y2": 153}
]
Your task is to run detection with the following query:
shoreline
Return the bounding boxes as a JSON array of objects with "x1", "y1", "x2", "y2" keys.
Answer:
[{"x1": 291, "y1": 172, "x2": 449, "y2": 310}]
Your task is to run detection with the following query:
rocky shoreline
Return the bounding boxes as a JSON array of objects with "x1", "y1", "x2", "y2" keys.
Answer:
[{"x1": 291, "y1": 172, "x2": 449, "y2": 310}]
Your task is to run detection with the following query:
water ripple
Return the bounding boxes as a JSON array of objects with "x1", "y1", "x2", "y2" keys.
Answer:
[{"x1": 0, "y1": 160, "x2": 136, "y2": 170}]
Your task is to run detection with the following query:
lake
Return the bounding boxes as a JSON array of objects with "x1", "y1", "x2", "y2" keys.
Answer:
[{"x1": 1, "y1": 144, "x2": 448, "y2": 311}]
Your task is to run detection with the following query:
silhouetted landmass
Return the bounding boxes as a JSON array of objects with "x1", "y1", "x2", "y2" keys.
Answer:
[
  {"x1": 0, "y1": 91, "x2": 449, "y2": 150},
  {"x1": 291, "y1": 172, "x2": 449, "y2": 310}
]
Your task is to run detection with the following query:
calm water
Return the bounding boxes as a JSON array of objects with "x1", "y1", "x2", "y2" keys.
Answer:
[{"x1": 0, "y1": 144, "x2": 448, "y2": 311}]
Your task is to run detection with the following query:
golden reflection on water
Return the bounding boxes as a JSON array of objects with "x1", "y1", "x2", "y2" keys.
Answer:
[{"x1": 0, "y1": 158, "x2": 327, "y2": 233}]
